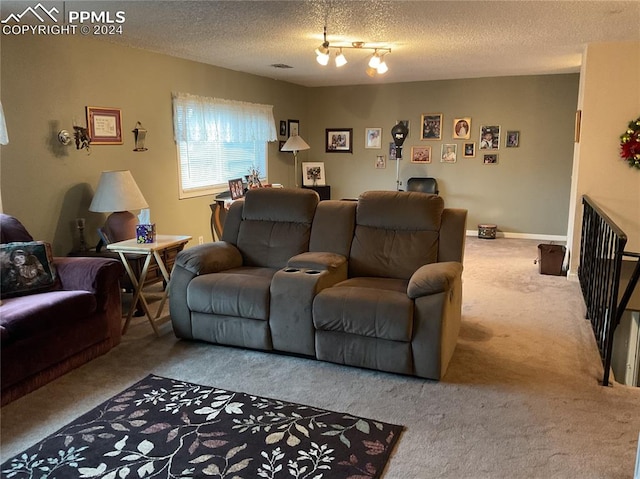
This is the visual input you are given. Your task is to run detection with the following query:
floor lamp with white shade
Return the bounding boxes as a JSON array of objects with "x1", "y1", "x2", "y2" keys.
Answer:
[{"x1": 281, "y1": 135, "x2": 310, "y2": 188}]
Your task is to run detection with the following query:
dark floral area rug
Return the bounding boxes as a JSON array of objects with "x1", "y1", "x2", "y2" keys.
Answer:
[{"x1": 2, "y1": 375, "x2": 403, "y2": 478}]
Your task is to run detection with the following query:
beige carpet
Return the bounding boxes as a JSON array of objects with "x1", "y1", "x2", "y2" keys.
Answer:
[{"x1": 2, "y1": 238, "x2": 639, "y2": 478}]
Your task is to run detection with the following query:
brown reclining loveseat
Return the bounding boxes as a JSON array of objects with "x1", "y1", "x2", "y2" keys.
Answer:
[{"x1": 170, "y1": 188, "x2": 466, "y2": 379}]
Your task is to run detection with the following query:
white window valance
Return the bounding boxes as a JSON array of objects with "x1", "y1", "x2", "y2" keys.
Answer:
[{"x1": 172, "y1": 92, "x2": 277, "y2": 143}]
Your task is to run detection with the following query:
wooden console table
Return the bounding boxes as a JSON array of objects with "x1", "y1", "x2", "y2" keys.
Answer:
[{"x1": 302, "y1": 185, "x2": 331, "y2": 200}]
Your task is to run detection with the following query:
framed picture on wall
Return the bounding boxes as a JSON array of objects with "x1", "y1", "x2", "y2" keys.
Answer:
[
  {"x1": 441, "y1": 144, "x2": 457, "y2": 163},
  {"x1": 463, "y1": 142, "x2": 476, "y2": 158},
  {"x1": 389, "y1": 142, "x2": 397, "y2": 160},
  {"x1": 506, "y1": 130, "x2": 520, "y2": 147},
  {"x1": 279, "y1": 120, "x2": 287, "y2": 136},
  {"x1": 420, "y1": 113, "x2": 442, "y2": 140},
  {"x1": 453, "y1": 117, "x2": 471, "y2": 139},
  {"x1": 288, "y1": 119, "x2": 299, "y2": 137},
  {"x1": 86, "y1": 106, "x2": 122, "y2": 144},
  {"x1": 480, "y1": 125, "x2": 501, "y2": 149},
  {"x1": 483, "y1": 154, "x2": 498, "y2": 164},
  {"x1": 375, "y1": 155, "x2": 386, "y2": 169},
  {"x1": 365, "y1": 127, "x2": 382, "y2": 149},
  {"x1": 326, "y1": 128, "x2": 353, "y2": 153},
  {"x1": 411, "y1": 146, "x2": 431, "y2": 163}
]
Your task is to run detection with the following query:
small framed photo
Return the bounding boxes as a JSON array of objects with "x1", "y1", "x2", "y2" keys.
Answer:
[
  {"x1": 326, "y1": 128, "x2": 353, "y2": 153},
  {"x1": 411, "y1": 146, "x2": 431, "y2": 163},
  {"x1": 302, "y1": 162, "x2": 326, "y2": 186},
  {"x1": 279, "y1": 140, "x2": 286, "y2": 151},
  {"x1": 483, "y1": 154, "x2": 498, "y2": 165},
  {"x1": 463, "y1": 142, "x2": 476, "y2": 158},
  {"x1": 421, "y1": 113, "x2": 442, "y2": 140},
  {"x1": 506, "y1": 130, "x2": 520, "y2": 147},
  {"x1": 279, "y1": 120, "x2": 287, "y2": 136},
  {"x1": 228, "y1": 178, "x2": 244, "y2": 199},
  {"x1": 288, "y1": 119, "x2": 299, "y2": 137},
  {"x1": 389, "y1": 142, "x2": 397, "y2": 160},
  {"x1": 480, "y1": 125, "x2": 501, "y2": 149},
  {"x1": 365, "y1": 127, "x2": 382, "y2": 149},
  {"x1": 453, "y1": 117, "x2": 471, "y2": 139},
  {"x1": 86, "y1": 106, "x2": 122, "y2": 144},
  {"x1": 375, "y1": 155, "x2": 386, "y2": 169},
  {"x1": 441, "y1": 144, "x2": 457, "y2": 163}
]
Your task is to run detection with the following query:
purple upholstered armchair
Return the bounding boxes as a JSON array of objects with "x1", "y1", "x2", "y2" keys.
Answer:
[{"x1": 0, "y1": 214, "x2": 125, "y2": 405}]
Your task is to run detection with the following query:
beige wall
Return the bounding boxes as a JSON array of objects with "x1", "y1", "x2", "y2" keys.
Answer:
[
  {"x1": 1, "y1": 33, "x2": 581, "y2": 257},
  {"x1": 1, "y1": 34, "x2": 307, "y2": 255},
  {"x1": 566, "y1": 41, "x2": 640, "y2": 276},
  {"x1": 306, "y1": 75, "x2": 579, "y2": 236}
]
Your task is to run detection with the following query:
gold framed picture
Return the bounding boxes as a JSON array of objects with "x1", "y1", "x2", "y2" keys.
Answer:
[
  {"x1": 453, "y1": 117, "x2": 471, "y2": 139},
  {"x1": 421, "y1": 113, "x2": 442, "y2": 140},
  {"x1": 411, "y1": 146, "x2": 431, "y2": 163}
]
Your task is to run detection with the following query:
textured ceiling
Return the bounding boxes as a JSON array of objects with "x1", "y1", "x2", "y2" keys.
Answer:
[{"x1": 3, "y1": 1, "x2": 640, "y2": 87}]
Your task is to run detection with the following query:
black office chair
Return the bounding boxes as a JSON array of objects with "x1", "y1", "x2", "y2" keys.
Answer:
[{"x1": 406, "y1": 177, "x2": 439, "y2": 195}]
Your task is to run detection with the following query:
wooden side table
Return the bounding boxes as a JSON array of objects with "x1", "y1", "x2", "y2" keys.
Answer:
[
  {"x1": 107, "y1": 235, "x2": 191, "y2": 335},
  {"x1": 302, "y1": 185, "x2": 331, "y2": 200}
]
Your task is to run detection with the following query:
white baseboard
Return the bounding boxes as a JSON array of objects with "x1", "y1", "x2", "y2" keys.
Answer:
[
  {"x1": 566, "y1": 271, "x2": 579, "y2": 282},
  {"x1": 466, "y1": 230, "x2": 567, "y2": 242}
]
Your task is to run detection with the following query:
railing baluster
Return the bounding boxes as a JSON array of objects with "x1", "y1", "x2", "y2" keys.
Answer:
[{"x1": 578, "y1": 195, "x2": 638, "y2": 386}]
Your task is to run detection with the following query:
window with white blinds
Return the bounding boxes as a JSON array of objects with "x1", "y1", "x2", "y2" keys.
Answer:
[{"x1": 172, "y1": 93, "x2": 277, "y2": 199}]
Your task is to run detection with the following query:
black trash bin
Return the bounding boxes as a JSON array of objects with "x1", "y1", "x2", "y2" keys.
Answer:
[{"x1": 536, "y1": 244, "x2": 566, "y2": 276}]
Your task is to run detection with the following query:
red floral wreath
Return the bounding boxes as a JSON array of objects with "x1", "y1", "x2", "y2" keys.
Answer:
[{"x1": 620, "y1": 116, "x2": 640, "y2": 170}]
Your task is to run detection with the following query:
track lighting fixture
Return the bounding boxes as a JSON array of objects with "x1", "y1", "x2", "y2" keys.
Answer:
[{"x1": 314, "y1": 26, "x2": 391, "y2": 77}]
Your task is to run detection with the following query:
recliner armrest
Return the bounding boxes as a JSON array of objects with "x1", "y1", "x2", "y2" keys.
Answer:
[
  {"x1": 55, "y1": 256, "x2": 124, "y2": 294},
  {"x1": 54, "y1": 256, "x2": 124, "y2": 312},
  {"x1": 287, "y1": 252, "x2": 347, "y2": 273},
  {"x1": 407, "y1": 261, "x2": 463, "y2": 298},
  {"x1": 174, "y1": 242, "x2": 243, "y2": 276}
]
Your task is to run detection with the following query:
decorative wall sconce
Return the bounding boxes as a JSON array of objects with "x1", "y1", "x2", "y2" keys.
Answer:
[
  {"x1": 58, "y1": 123, "x2": 91, "y2": 153},
  {"x1": 132, "y1": 122, "x2": 147, "y2": 151}
]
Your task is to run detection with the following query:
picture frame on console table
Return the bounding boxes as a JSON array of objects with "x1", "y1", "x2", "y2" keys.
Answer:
[
  {"x1": 86, "y1": 106, "x2": 123, "y2": 144},
  {"x1": 326, "y1": 128, "x2": 353, "y2": 153},
  {"x1": 302, "y1": 162, "x2": 326, "y2": 186},
  {"x1": 228, "y1": 178, "x2": 244, "y2": 199}
]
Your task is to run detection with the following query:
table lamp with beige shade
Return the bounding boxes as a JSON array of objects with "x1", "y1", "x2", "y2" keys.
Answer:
[{"x1": 89, "y1": 170, "x2": 149, "y2": 243}]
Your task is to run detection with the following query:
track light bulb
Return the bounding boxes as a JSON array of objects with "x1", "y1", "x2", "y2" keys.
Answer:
[
  {"x1": 377, "y1": 60, "x2": 388, "y2": 74},
  {"x1": 316, "y1": 51, "x2": 330, "y2": 65},
  {"x1": 365, "y1": 66, "x2": 377, "y2": 77},
  {"x1": 368, "y1": 51, "x2": 381, "y2": 68},
  {"x1": 335, "y1": 49, "x2": 347, "y2": 67}
]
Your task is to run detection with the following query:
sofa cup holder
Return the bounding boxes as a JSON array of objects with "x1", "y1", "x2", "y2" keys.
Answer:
[{"x1": 282, "y1": 267, "x2": 323, "y2": 275}]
